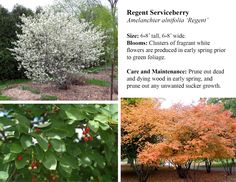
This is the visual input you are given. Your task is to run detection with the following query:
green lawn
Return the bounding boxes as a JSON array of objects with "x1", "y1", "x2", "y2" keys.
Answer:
[
  {"x1": 0, "y1": 79, "x2": 30, "y2": 89},
  {"x1": 86, "y1": 79, "x2": 110, "y2": 87},
  {"x1": 40, "y1": 95, "x2": 58, "y2": 100},
  {"x1": 0, "y1": 95, "x2": 12, "y2": 100},
  {"x1": 0, "y1": 79, "x2": 30, "y2": 100}
]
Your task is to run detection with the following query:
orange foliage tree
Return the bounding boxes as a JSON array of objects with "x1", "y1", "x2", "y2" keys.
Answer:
[
  {"x1": 121, "y1": 98, "x2": 173, "y2": 182},
  {"x1": 122, "y1": 98, "x2": 236, "y2": 181}
]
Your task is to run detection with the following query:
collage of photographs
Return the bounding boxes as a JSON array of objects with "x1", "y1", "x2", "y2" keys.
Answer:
[{"x1": 0, "y1": 0, "x2": 236, "y2": 182}]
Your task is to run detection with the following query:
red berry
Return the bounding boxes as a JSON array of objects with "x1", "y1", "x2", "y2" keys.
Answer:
[
  {"x1": 31, "y1": 161, "x2": 38, "y2": 169},
  {"x1": 17, "y1": 155, "x2": 23, "y2": 161},
  {"x1": 35, "y1": 128, "x2": 41, "y2": 133},
  {"x1": 48, "y1": 143, "x2": 52, "y2": 149},
  {"x1": 82, "y1": 130, "x2": 87, "y2": 135},
  {"x1": 50, "y1": 175, "x2": 56, "y2": 182},
  {"x1": 89, "y1": 136, "x2": 93, "y2": 141},
  {"x1": 85, "y1": 127, "x2": 90, "y2": 133},
  {"x1": 84, "y1": 137, "x2": 89, "y2": 142}
]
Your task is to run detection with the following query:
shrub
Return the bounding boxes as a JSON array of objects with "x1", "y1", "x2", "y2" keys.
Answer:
[
  {"x1": 11, "y1": 9, "x2": 105, "y2": 89},
  {"x1": 67, "y1": 73, "x2": 87, "y2": 86}
]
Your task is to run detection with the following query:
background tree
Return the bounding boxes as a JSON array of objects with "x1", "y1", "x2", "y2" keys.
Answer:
[
  {"x1": 0, "y1": 5, "x2": 33, "y2": 81},
  {"x1": 138, "y1": 100, "x2": 236, "y2": 179},
  {"x1": 207, "y1": 98, "x2": 236, "y2": 174},
  {"x1": 107, "y1": 0, "x2": 118, "y2": 99}
]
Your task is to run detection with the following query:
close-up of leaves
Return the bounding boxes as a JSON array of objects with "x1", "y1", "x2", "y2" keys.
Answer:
[{"x1": 0, "y1": 104, "x2": 118, "y2": 182}]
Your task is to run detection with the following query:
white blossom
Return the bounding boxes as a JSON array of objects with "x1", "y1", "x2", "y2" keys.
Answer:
[{"x1": 11, "y1": 9, "x2": 105, "y2": 85}]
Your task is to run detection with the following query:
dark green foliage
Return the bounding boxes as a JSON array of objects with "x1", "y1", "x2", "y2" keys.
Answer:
[
  {"x1": 207, "y1": 98, "x2": 236, "y2": 117},
  {"x1": 0, "y1": 5, "x2": 33, "y2": 81},
  {"x1": 0, "y1": 104, "x2": 118, "y2": 181},
  {"x1": 79, "y1": 3, "x2": 118, "y2": 64},
  {"x1": 123, "y1": 98, "x2": 142, "y2": 105}
]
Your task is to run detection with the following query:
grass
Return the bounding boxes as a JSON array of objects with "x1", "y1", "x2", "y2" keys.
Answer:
[
  {"x1": 0, "y1": 94, "x2": 12, "y2": 100},
  {"x1": 0, "y1": 79, "x2": 30, "y2": 100},
  {"x1": 40, "y1": 95, "x2": 58, "y2": 100},
  {"x1": 86, "y1": 65, "x2": 109, "y2": 73},
  {"x1": 211, "y1": 160, "x2": 235, "y2": 168},
  {"x1": 86, "y1": 79, "x2": 110, "y2": 87},
  {"x1": 21, "y1": 85, "x2": 40, "y2": 94},
  {"x1": 0, "y1": 79, "x2": 30, "y2": 89}
]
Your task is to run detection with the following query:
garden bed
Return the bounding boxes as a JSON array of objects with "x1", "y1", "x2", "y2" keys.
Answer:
[{"x1": 1, "y1": 70, "x2": 117, "y2": 100}]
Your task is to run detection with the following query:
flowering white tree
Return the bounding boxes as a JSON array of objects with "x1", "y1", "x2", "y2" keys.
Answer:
[{"x1": 11, "y1": 9, "x2": 105, "y2": 88}]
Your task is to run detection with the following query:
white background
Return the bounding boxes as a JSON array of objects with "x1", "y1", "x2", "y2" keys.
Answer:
[{"x1": 119, "y1": 0, "x2": 236, "y2": 98}]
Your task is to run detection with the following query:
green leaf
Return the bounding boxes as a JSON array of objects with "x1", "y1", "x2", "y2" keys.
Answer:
[
  {"x1": 107, "y1": 104, "x2": 118, "y2": 114},
  {"x1": 59, "y1": 162, "x2": 72, "y2": 174},
  {"x1": 15, "y1": 113, "x2": 30, "y2": 127},
  {"x1": 82, "y1": 105, "x2": 99, "y2": 114},
  {"x1": 80, "y1": 156, "x2": 92, "y2": 167},
  {"x1": 0, "y1": 117, "x2": 13, "y2": 127},
  {"x1": 20, "y1": 135, "x2": 33, "y2": 149},
  {"x1": 67, "y1": 142, "x2": 81, "y2": 157},
  {"x1": 34, "y1": 134, "x2": 48, "y2": 152},
  {"x1": 91, "y1": 152, "x2": 105, "y2": 168},
  {"x1": 45, "y1": 130, "x2": 66, "y2": 140},
  {"x1": 42, "y1": 151, "x2": 57, "y2": 170},
  {"x1": 94, "y1": 115, "x2": 108, "y2": 124},
  {"x1": 15, "y1": 113, "x2": 30, "y2": 134},
  {"x1": 65, "y1": 108, "x2": 86, "y2": 122},
  {"x1": 15, "y1": 155, "x2": 27, "y2": 169},
  {"x1": 0, "y1": 171, "x2": 8, "y2": 180},
  {"x1": 60, "y1": 154, "x2": 77, "y2": 169},
  {"x1": 35, "y1": 145, "x2": 44, "y2": 161},
  {"x1": 0, "y1": 123, "x2": 3, "y2": 131},
  {"x1": 88, "y1": 120, "x2": 99, "y2": 133},
  {"x1": 50, "y1": 139, "x2": 66, "y2": 152},
  {"x1": 36, "y1": 122, "x2": 51, "y2": 128},
  {"x1": 99, "y1": 122, "x2": 110, "y2": 130},
  {"x1": 10, "y1": 142, "x2": 23, "y2": 154},
  {"x1": 3, "y1": 153, "x2": 16, "y2": 164}
]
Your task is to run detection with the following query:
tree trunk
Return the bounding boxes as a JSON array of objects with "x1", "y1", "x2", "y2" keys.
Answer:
[
  {"x1": 176, "y1": 166, "x2": 188, "y2": 178},
  {"x1": 205, "y1": 159, "x2": 212, "y2": 173},
  {"x1": 176, "y1": 162, "x2": 192, "y2": 179},
  {"x1": 110, "y1": 60, "x2": 114, "y2": 100},
  {"x1": 222, "y1": 158, "x2": 235, "y2": 175},
  {"x1": 131, "y1": 162, "x2": 151, "y2": 182},
  {"x1": 137, "y1": 164, "x2": 150, "y2": 182}
]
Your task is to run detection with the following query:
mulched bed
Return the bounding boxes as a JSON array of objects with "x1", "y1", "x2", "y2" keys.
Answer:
[
  {"x1": 122, "y1": 164, "x2": 236, "y2": 182},
  {"x1": 2, "y1": 70, "x2": 117, "y2": 101}
]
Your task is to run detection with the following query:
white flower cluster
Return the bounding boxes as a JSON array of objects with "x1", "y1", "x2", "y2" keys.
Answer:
[{"x1": 11, "y1": 9, "x2": 105, "y2": 84}]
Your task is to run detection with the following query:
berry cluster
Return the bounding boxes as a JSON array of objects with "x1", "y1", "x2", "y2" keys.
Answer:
[
  {"x1": 31, "y1": 161, "x2": 39, "y2": 170},
  {"x1": 82, "y1": 127, "x2": 93, "y2": 142}
]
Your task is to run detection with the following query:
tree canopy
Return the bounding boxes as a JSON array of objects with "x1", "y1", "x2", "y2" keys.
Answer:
[{"x1": 121, "y1": 98, "x2": 236, "y2": 181}]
